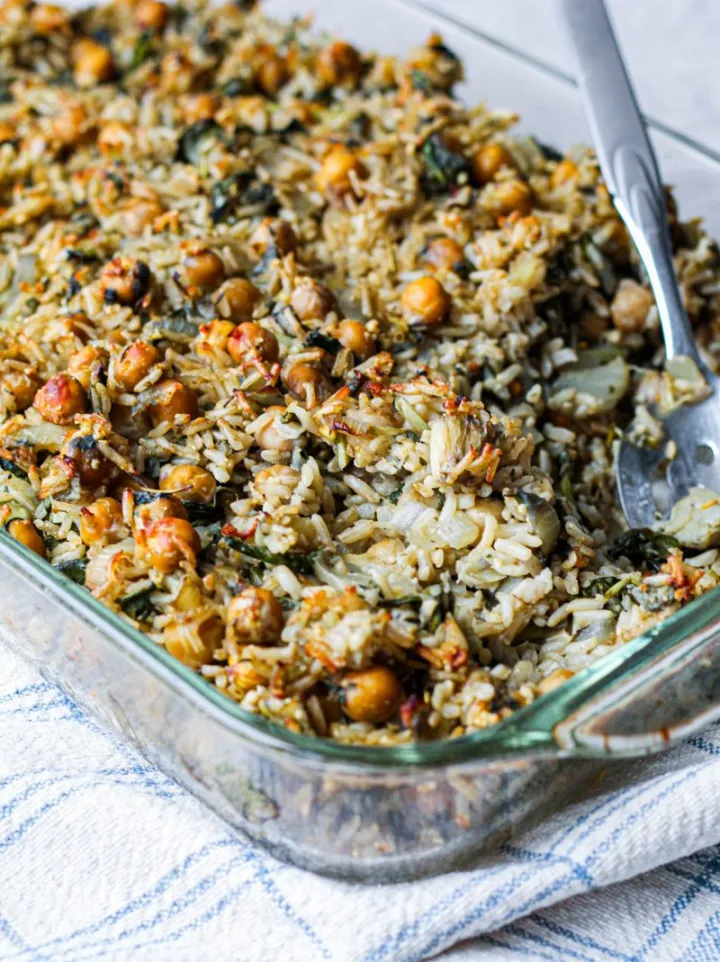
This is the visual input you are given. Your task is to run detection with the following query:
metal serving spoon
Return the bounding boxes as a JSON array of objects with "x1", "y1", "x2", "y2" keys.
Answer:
[{"x1": 563, "y1": 0, "x2": 720, "y2": 528}]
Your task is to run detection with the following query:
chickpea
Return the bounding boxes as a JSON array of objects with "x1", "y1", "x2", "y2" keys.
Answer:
[
  {"x1": 579, "y1": 313, "x2": 609, "y2": 343},
  {"x1": 471, "y1": 142, "x2": 513, "y2": 184},
  {"x1": 68, "y1": 346, "x2": 108, "y2": 389},
  {"x1": 97, "y1": 120, "x2": 132, "y2": 156},
  {"x1": 551, "y1": 159, "x2": 579, "y2": 189},
  {"x1": 316, "y1": 146, "x2": 367, "y2": 199},
  {"x1": 181, "y1": 92, "x2": 218, "y2": 125},
  {"x1": 178, "y1": 248, "x2": 225, "y2": 295},
  {"x1": 7, "y1": 519, "x2": 46, "y2": 558},
  {"x1": 173, "y1": 578, "x2": 202, "y2": 612},
  {"x1": 51, "y1": 102, "x2": 88, "y2": 146},
  {"x1": 254, "y1": 405, "x2": 293, "y2": 452},
  {"x1": 196, "y1": 319, "x2": 236, "y2": 358},
  {"x1": 34, "y1": 373, "x2": 87, "y2": 425},
  {"x1": 62, "y1": 434, "x2": 111, "y2": 486},
  {"x1": 118, "y1": 198, "x2": 163, "y2": 238},
  {"x1": 214, "y1": 278, "x2": 260, "y2": 323},
  {"x1": 134, "y1": 493, "x2": 187, "y2": 530},
  {"x1": 113, "y1": 341, "x2": 161, "y2": 391},
  {"x1": 317, "y1": 41, "x2": 362, "y2": 87},
  {"x1": 282, "y1": 361, "x2": 330, "y2": 402},
  {"x1": 537, "y1": 667, "x2": 575, "y2": 696},
  {"x1": 611, "y1": 279, "x2": 654, "y2": 334},
  {"x1": 72, "y1": 39, "x2": 114, "y2": 88},
  {"x1": 159, "y1": 463, "x2": 216, "y2": 503},
  {"x1": 100, "y1": 257, "x2": 151, "y2": 307},
  {"x1": 143, "y1": 517, "x2": 200, "y2": 573},
  {"x1": 290, "y1": 279, "x2": 336, "y2": 322},
  {"x1": 80, "y1": 497, "x2": 125, "y2": 546},
  {"x1": 249, "y1": 218, "x2": 297, "y2": 259},
  {"x1": 146, "y1": 380, "x2": 198, "y2": 426},
  {"x1": 30, "y1": 3, "x2": 68, "y2": 35},
  {"x1": 227, "y1": 586, "x2": 284, "y2": 645},
  {"x1": 255, "y1": 51, "x2": 288, "y2": 98},
  {"x1": 401, "y1": 276, "x2": 450, "y2": 328},
  {"x1": 227, "y1": 322, "x2": 279, "y2": 366},
  {"x1": 134, "y1": 0, "x2": 168, "y2": 31},
  {"x1": 340, "y1": 665, "x2": 403, "y2": 723},
  {"x1": 485, "y1": 178, "x2": 533, "y2": 216},
  {"x1": 422, "y1": 237, "x2": 465, "y2": 273},
  {"x1": 0, "y1": 121, "x2": 15, "y2": 144},
  {"x1": 164, "y1": 611, "x2": 223, "y2": 669},
  {"x1": 337, "y1": 319, "x2": 376, "y2": 359},
  {"x1": 0, "y1": 370, "x2": 41, "y2": 412}
]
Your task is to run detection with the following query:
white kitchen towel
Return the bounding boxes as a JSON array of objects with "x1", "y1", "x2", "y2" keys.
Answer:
[{"x1": 1, "y1": 643, "x2": 720, "y2": 962}]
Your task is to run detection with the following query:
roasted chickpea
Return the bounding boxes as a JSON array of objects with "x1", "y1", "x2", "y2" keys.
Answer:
[
  {"x1": 181, "y1": 92, "x2": 218, "y2": 125},
  {"x1": 290, "y1": 279, "x2": 336, "y2": 321},
  {"x1": 62, "y1": 434, "x2": 111, "y2": 486},
  {"x1": 97, "y1": 120, "x2": 132, "y2": 156},
  {"x1": 146, "y1": 380, "x2": 198, "y2": 426},
  {"x1": 340, "y1": 665, "x2": 403, "y2": 723},
  {"x1": 51, "y1": 102, "x2": 89, "y2": 146},
  {"x1": 337, "y1": 319, "x2": 376, "y2": 359},
  {"x1": 0, "y1": 121, "x2": 15, "y2": 144},
  {"x1": 178, "y1": 248, "x2": 225, "y2": 295},
  {"x1": 215, "y1": 278, "x2": 260, "y2": 323},
  {"x1": 67, "y1": 345, "x2": 108, "y2": 389},
  {"x1": 227, "y1": 322, "x2": 279, "y2": 366},
  {"x1": 282, "y1": 361, "x2": 330, "y2": 402},
  {"x1": 249, "y1": 218, "x2": 297, "y2": 259},
  {"x1": 422, "y1": 237, "x2": 465, "y2": 273},
  {"x1": 7, "y1": 519, "x2": 46, "y2": 558},
  {"x1": 471, "y1": 142, "x2": 513, "y2": 184},
  {"x1": 316, "y1": 146, "x2": 367, "y2": 199},
  {"x1": 143, "y1": 517, "x2": 200, "y2": 573},
  {"x1": 0, "y1": 370, "x2": 42, "y2": 412},
  {"x1": 485, "y1": 178, "x2": 533, "y2": 216},
  {"x1": 80, "y1": 497, "x2": 125, "y2": 546},
  {"x1": 134, "y1": 0, "x2": 168, "y2": 31},
  {"x1": 30, "y1": 3, "x2": 68, "y2": 34},
  {"x1": 227, "y1": 586, "x2": 284, "y2": 645},
  {"x1": 611, "y1": 279, "x2": 654, "y2": 334},
  {"x1": 159, "y1": 51, "x2": 193, "y2": 94},
  {"x1": 256, "y1": 51, "x2": 288, "y2": 97},
  {"x1": 72, "y1": 39, "x2": 114, "y2": 88},
  {"x1": 401, "y1": 276, "x2": 450, "y2": 328},
  {"x1": 100, "y1": 257, "x2": 151, "y2": 307},
  {"x1": 196, "y1": 319, "x2": 236, "y2": 358},
  {"x1": 164, "y1": 610, "x2": 223, "y2": 668},
  {"x1": 317, "y1": 41, "x2": 362, "y2": 87},
  {"x1": 579, "y1": 314, "x2": 609, "y2": 343},
  {"x1": 134, "y1": 493, "x2": 187, "y2": 530},
  {"x1": 118, "y1": 198, "x2": 163, "y2": 238},
  {"x1": 34, "y1": 373, "x2": 87, "y2": 425},
  {"x1": 551, "y1": 159, "x2": 579, "y2": 189},
  {"x1": 113, "y1": 341, "x2": 161, "y2": 391},
  {"x1": 254, "y1": 405, "x2": 293, "y2": 452},
  {"x1": 159, "y1": 463, "x2": 216, "y2": 503},
  {"x1": 536, "y1": 667, "x2": 575, "y2": 696}
]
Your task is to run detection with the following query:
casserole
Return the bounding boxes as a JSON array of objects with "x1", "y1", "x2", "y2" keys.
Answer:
[{"x1": 2, "y1": 0, "x2": 720, "y2": 881}]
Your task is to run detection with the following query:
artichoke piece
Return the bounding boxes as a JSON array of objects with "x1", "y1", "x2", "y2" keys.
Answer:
[
  {"x1": 429, "y1": 415, "x2": 489, "y2": 484},
  {"x1": 550, "y1": 354, "x2": 629, "y2": 417},
  {"x1": 518, "y1": 491, "x2": 560, "y2": 555}
]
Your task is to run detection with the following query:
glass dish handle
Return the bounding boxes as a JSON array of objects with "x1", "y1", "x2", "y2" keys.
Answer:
[{"x1": 510, "y1": 591, "x2": 720, "y2": 755}]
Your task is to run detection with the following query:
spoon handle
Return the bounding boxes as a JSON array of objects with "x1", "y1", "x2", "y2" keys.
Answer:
[{"x1": 562, "y1": 0, "x2": 704, "y2": 370}]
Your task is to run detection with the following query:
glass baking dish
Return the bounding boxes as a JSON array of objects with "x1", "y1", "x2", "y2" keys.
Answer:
[{"x1": 3, "y1": 0, "x2": 720, "y2": 883}]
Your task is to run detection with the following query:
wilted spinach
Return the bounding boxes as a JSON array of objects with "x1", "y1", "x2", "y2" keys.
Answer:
[
  {"x1": 53, "y1": 558, "x2": 87, "y2": 585},
  {"x1": 0, "y1": 457, "x2": 27, "y2": 479},
  {"x1": 304, "y1": 330, "x2": 341, "y2": 355},
  {"x1": 177, "y1": 119, "x2": 226, "y2": 165},
  {"x1": 608, "y1": 528, "x2": 679, "y2": 571},
  {"x1": 223, "y1": 537, "x2": 318, "y2": 574},
  {"x1": 420, "y1": 132, "x2": 470, "y2": 194},
  {"x1": 121, "y1": 586, "x2": 156, "y2": 621}
]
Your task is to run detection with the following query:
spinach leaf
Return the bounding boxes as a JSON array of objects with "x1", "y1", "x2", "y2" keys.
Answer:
[
  {"x1": 224, "y1": 537, "x2": 317, "y2": 574},
  {"x1": 53, "y1": 558, "x2": 87, "y2": 585},
  {"x1": 130, "y1": 30, "x2": 153, "y2": 70},
  {"x1": 420, "y1": 132, "x2": 470, "y2": 194},
  {"x1": 377, "y1": 595, "x2": 423, "y2": 609},
  {"x1": 121, "y1": 586, "x2": 156, "y2": 621},
  {"x1": 144, "y1": 313, "x2": 199, "y2": 342},
  {"x1": 304, "y1": 330, "x2": 342, "y2": 355},
  {"x1": 608, "y1": 528, "x2": 679, "y2": 571},
  {"x1": 0, "y1": 457, "x2": 27, "y2": 479}
]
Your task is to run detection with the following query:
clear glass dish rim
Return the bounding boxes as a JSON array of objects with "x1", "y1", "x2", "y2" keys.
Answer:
[{"x1": 5, "y1": 0, "x2": 720, "y2": 772}]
